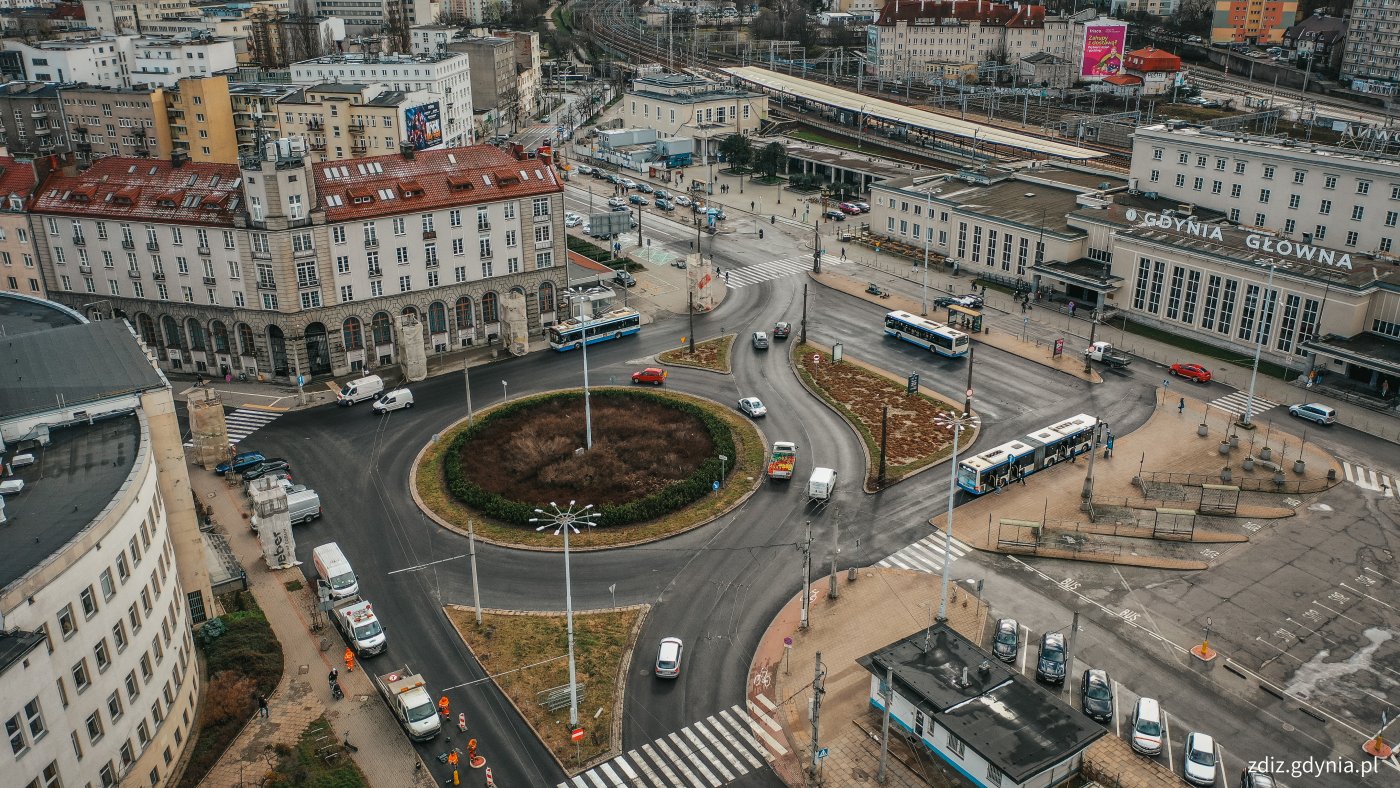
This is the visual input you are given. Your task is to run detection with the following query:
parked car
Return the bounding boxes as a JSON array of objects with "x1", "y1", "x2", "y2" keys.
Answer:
[
  {"x1": 1035, "y1": 632, "x2": 1066, "y2": 684},
  {"x1": 635, "y1": 183, "x2": 654, "y2": 193},
  {"x1": 738, "y1": 397, "x2": 767, "y2": 418},
  {"x1": 1239, "y1": 770, "x2": 1275, "y2": 788},
  {"x1": 823, "y1": 208, "x2": 846, "y2": 221},
  {"x1": 620, "y1": 178, "x2": 637, "y2": 189},
  {"x1": 654, "y1": 189, "x2": 671, "y2": 200},
  {"x1": 655, "y1": 637, "x2": 683, "y2": 678},
  {"x1": 607, "y1": 196, "x2": 627, "y2": 209},
  {"x1": 1079, "y1": 669, "x2": 1113, "y2": 723},
  {"x1": 991, "y1": 618, "x2": 1019, "y2": 663},
  {"x1": 242, "y1": 458, "x2": 291, "y2": 481},
  {"x1": 1129, "y1": 698, "x2": 1164, "y2": 755},
  {"x1": 1183, "y1": 732, "x2": 1218, "y2": 786},
  {"x1": 613, "y1": 270, "x2": 637, "y2": 288},
  {"x1": 565, "y1": 212, "x2": 584, "y2": 227},
  {"x1": 610, "y1": 205, "x2": 630, "y2": 213},
  {"x1": 752, "y1": 331, "x2": 769, "y2": 350},
  {"x1": 631, "y1": 367, "x2": 667, "y2": 385},
  {"x1": 1170, "y1": 363, "x2": 1213, "y2": 383},
  {"x1": 216, "y1": 451, "x2": 266, "y2": 476},
  {"x1": 655, "y1": 198, "x2": 675, "y2": 211},
  {"x1": 606, "y1": 174, "x2": 621, "y2": 184},
  {"x1": 674, "y1": 195, "x2": 693, "y2": 207},
  {"x1": 575, "y1": 164, "x2": 592, "y2": 175},
  {"x1": 838, "y1": 202, "x2": 862, "y2": 215},
  {"x1": 628, "y1": 195, "x2": 649, "y2": 205},
  {"x1": 853, "y1": 201, "x2": 871, "y2": 212},
  {"x1": 691, "y1": 201, "x2": 708, "y2": 214},
  {"x1": 1288, "y1": 402, "x2": 1335, "y2": 425},
  {"x1": 772, "y1": 321, "x2": 792, "y2": 339}
]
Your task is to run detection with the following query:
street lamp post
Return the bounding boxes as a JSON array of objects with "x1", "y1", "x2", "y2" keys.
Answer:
[
  {"x1": 921, "y1": 191, "x2": 932, "y2": 315},
  {"x1": 933, "y1": 412, "x2": 979, "y2": 623},
  {"x1": 501, "y1": 380, "x2": 508, "y2": 403},
  {"x1": 1240, "y1": 264, "x2": 1277, "y2": 428},
  {"x1": 530, "y1": 502, "x2": 598, "y2": 731}
]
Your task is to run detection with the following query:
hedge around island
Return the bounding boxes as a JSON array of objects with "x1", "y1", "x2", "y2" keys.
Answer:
[{"x1": 443, "y1": 389, "x2": 737, "y2": 528}]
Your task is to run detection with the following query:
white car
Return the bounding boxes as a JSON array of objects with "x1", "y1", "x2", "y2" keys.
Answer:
[
  {"x1": 607, "y1": 197, "x2": 627, "y2": 209},
  {"x1": 1182, "y1": 732, "x2": 1218, "y2": 786},
  {"x1": 674, "y1": 195, "x2": 693, "y2": 207},
  {"x1": 620, "y1": 178, "x2": 637, "y2": 189},
  {"x1": 738, "y1": 397, "x2": 767, "y2": 418},
  {"x1": 655, "y1": 637, "x2": 683, "y2": 678},
  {"x1": 565, "y1": 212, "x2": 583, "y2": 227}
]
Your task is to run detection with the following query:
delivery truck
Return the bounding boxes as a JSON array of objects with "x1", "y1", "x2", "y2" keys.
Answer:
[
  {"x1": 1083, "y1": 341, "x2": 1132, "y2": 368},
  {"x1": 330, "y1": 595, "x2": 387, "y2": 657},
  {"x1": 767, "y1": 441, "x2": 797, "y2": 480},
  {"x1": 808, "y1": 467, "x2": 837, "y2": 502},
  {"x1": 373, "y1": 667, "x2": 442, "y2": 741}
]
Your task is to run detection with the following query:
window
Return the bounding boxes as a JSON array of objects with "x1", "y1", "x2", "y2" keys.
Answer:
[
  {"x1": 1255, "y1": 213, "x2": 1266, "y2": 227},
  {"x1": 6, "y1": 713, "x2": 25, "y2": 754},
  {"x1": 395, "y1": 247, "x2": 409, "y2": 265},
  {"x1": 1386, "y1": 211, "x2": 1398, "y2": 228},
  {"x1": 58, "y1": 604, "x2": 76, "y2": 638},
  {"x1": 1218, "y1": 279, "x2": 1238, "y2": 335},
  {"x1": 480, "y1": 239, "x2": 492, "y2": 259},
  {"x1": 945, "y1": 729, "x2": 966, "y2": 757},
  {"x1": 1293, "y1": 170, "x2": 1306, "y2": 184},
  {"x1": 1284, "y1": 219, "x2": 1296, "y2": 234},
  {"x1": 392, "y1": 217, "x2": 406, "y2": 236},
  {"x1": 1201, "y1": 275, "x2": 1221, "y2": 330},
  {"x1": 1345, "y1": 230, "x2": 1358, "y2": 247},
  {"x1": 1149, "y1": 169, "x2": 1159, "y2": 183},
  {"x1": 107, "y1": 691, "x2": 123, "y2": 721},
  {"x1": 1175, "y1": 174, "x2": 1186, "y2": 188},
  {"x1": 332, "y1": 226, "x2": 346, "y2": 244},
  {"x1": 1324, "y1": 174, "x2": 1337, "y2": 189},
  {"x1": 1177, "y1": 152, "x2": 1188, "y2": 164},
  {"x1": 1357, "y1": 180, "x2": 1370, "y2": 195},
  {"x1": 1182, "y1": 270, "x2": 1200, "y2": 324},
  {"x1": 1263, "y1": 165, "x2": 1275, "y2": 179},
  {"x1": 1351, "y1": 205, "x2": 1364, "y2": 221},
  {"x1": 1234, "y1": 161, "x2": 1245, "y2": 174},
  {"x1": 1230, "y1": 184, "x2": 1242, "y2": 198},
  {"x1": 1239, "y1": 284, "x2": 1260, "y2": 341},
  {"x1": 1314, "y1": 224, "x2": 1327, "y2": 240},
  {"x1": 1166, "y1": 266, "x2": 1184, "y2": 320},
  {"x1": 1152, "y1": 148, "x2": 1163, "y2": 160},
  {"x1": 95, "y1": 639, "x2": 111, "y2": 671},
  {"x1": 450, "y1": 209, "x2": 462, "y2": 228},
  {"x1": 1288, "y1": 194, "x2": 1301, "y2": 209},
  {"x1": 1211, "y1": 181, "x2": 1222, "y2": 195},
  {"x1": 1192, "y1": 177, "x2": 1203, "y2": 191},
  {"x1": 1258, "y1": 189, "x2": 1270, "y2": 204},
  {"x1": 532, "y1": 197, "x2": 550, "y2": 217},
  {"x1": 86, "y1": 711, "x2": 103, "y2": 743},
  {"x1": 100, "y1": 761, "x2": 116, "y2": 787},
  {"x1": 1132, "y1": 257, "x2": 1150, "y2": 311},
  {"x1": 80, "y1": 586, "x2": 98, "y2": 618},
  {"x1": 1215, "y1": 158, "x2": 1226, "y2": 171},
  {"x1": 399, "y1": 275, "x2": 411, "y2": 293},
  {"x1": 534, "y1": 225, "x2": 551, "y2": 244},
  {"x1": 422, "y1": 214, "x2": 434, "y2": 234}
]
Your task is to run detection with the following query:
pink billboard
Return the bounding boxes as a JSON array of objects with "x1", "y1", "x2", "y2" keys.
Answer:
[{"x1": 1081, "y1": 24, "x2": 1126, "y2": 78}]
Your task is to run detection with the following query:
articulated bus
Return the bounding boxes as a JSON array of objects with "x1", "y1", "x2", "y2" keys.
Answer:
[
  {"x1": 956, "y1": 413, "x2": 1099, "y2": 495},
  {"x1": 547, "y1": 307, "x2": 642, "y2": 351},
  {"x1": 883, "y1": 311, "x2": 970, "y2": 358}
]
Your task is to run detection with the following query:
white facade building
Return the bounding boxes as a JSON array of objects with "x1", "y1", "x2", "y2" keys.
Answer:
[
  {"x1": 289, "y1": 52, "x2": 475, "y2": 145},
  {"x1": 2, "y1": 37, "x2": 131, "y2": 86},
  {"x1": 128, "y1": 34, "x2": 239, "y2": 88},
  {"x1": 866, "y1": 1, "x2": 1077, "y2": 84},
  {"x1": 622, "y1": 73, "x2": 767, "y2": 164}
]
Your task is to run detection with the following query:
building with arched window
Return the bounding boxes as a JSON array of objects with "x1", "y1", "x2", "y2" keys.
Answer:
[{"x1": 28, "y1": 143, "x2": 565, "y2": 381}]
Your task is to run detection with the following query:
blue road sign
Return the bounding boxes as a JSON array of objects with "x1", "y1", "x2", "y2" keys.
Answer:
[
  {"x1": 816, "y1": 747, "x2": 829, "y2": 759},
  {"x1": 712, "y1": 481, "x2": 720, "y2": 491},
  {"x1": 297, "y1": 375, "x2": 305, "y2": 387}
]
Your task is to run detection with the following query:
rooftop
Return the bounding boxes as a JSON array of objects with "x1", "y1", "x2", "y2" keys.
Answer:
[
  {"x1": 0, "y1": 292, "x2": 83, "y2": 338},
  {"x1": 31, "y1": 157, "x2": 243, "y2": 226},
  {"x1": 1135, "y1": 123, "x2": 1400, "y2": 170},
  {"x1": 876, "y1": 0, "x2": 1048, "y2": 29},
  {"x1": 0, "y1": 319, "x2": 167, "y2": 421},
  {"x1": 0, "y1": 629, "x2": 45, "y2": 678},
  {"x1": 858, "y1": 624, "x2": 1105, "y2": 783},
  {"x1": 879, "y1": 166, "x2": 1125, "y2": 236},
  {"x1": 0, "y1": 156, "x2": 38, "y2": 208},
  {"x1": 1303, "y1": 332, "x2": 1400, "y2": 377},
  {"x1": 293, "y1": 52, "x2": 466, "y2": 68},
  {"x1": 0, "y1": 414, "x2": 141, "y2": 593},
  {"x1": 314, "y1": 146, "x2": 562, "y2": 222}
]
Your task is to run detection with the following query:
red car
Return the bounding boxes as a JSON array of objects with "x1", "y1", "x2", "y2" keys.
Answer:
[
  {"x1": 1170, "y1": 363, "x2": 1212, "y2": 383},
  {"x1": 631, "y1": 367, "x2": 667, "y2": 385}
]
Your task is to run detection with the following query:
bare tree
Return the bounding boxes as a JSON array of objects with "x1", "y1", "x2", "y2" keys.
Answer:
[
  {"x1": 383, "y1": 0, "x2": 412, "y2": 54},
  {"x1": 286, "y1": 0, "x2": 323, "y2": 64}
]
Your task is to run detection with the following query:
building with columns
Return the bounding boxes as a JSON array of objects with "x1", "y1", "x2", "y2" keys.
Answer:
[{"x1": 29, "y1": 143, "x2": 567, "y2": 381}]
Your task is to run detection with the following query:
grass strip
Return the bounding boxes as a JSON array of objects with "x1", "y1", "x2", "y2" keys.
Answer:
[{"x1": 657, "y1": 335, "x2": 734, "y2": 372}]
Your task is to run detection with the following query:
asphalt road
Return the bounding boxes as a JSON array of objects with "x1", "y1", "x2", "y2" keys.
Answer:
[{"x1": 190, "y1": 213, "x2": 1395, "y2": 786}]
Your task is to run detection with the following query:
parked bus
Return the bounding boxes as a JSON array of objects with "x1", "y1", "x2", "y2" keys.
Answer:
[
  {"x1": 956, "y1": 413, "x2": 1098, "y2": 495},
  {"x1": 547, "y1": 307, "x2": 642, "y2": 351},
  {"x1": 883, "y1": 311, "x2": 970, "y2": 358}
]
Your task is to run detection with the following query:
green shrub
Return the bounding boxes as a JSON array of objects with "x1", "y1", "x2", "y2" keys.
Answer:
[{"x1": 444, "y1": 390, "x2": 736, "y2": 528}]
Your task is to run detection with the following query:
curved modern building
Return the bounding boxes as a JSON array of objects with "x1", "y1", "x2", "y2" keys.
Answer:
[{"x1": 0, "y1": 292, "x2": 211, "y2": 788}]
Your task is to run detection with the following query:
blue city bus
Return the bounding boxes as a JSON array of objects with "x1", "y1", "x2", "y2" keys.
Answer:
[
  {"x1": 957, "y1": 414, "x2": 1098, "y2": 495},
  {"x1": 547, "y1": 307, "x2": 642, "y2": 351},
  {"x1": 883, "y1": 310, "x2": 970, "y2": 358}
]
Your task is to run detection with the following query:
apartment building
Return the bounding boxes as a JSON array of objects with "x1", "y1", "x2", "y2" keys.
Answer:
[
  {"x1": 229, "y1": 81, "x2": 301, "y2": 156},
  {"x1": 622, "y1": 73, "x2": 767, "y2": 164},
  {"x1": 158, "y1": 74, "x2": 239, "y2": 163},
  {"x1": 127, "y1": 33, "x2": 239, "y2": 88},
  {"x1": 289, "y1": 52, "x2": 475, "y2": 146},
  {"x1": 1128, "y1": 123, "x2": 1400, "y2": 256},
  {"x1": 2, "y1": 37, "x2": 131, "y2": 86},
  {"x1": 60, "y1": 84, "x2": 166, "y2": 163},
  {"x1": 865, "y1": 1, "x2": 1079, "y2": 84},
  {"x1": 0, "y1": 156, "x2": 41, "y2": 296},
  {"x1": 316, "y1": 0, "x2": 431, "y2": 36},
  {"x1": 30, "y1": 143, "x2": 566, "y2": 381},
  {"x1": 507, "y1": 30, "x2": 542, "y2": 123},
  {"x1": 1341, "y1": 0, "x2": 1400, "y2": 89},
  {"x1": 0, "y1": 299, "x2": 212, "y2": 788},
  {"x1": 276, "y1": 82, "x2": 434, "y2": 161},
  {"x1": 0, "y1": 82, "x2": 67, "y2": 158},
  {"x1": 452, "y1": 35, "x2": 518, "y2": 134},
  {"x1": 1210, "y1": 0, "x2": 1298, "y2": 45}
]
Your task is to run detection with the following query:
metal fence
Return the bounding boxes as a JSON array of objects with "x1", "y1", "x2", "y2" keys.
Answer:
[{"x1": 1138, "y1": 470, "x2": 1329, "y2": 495}]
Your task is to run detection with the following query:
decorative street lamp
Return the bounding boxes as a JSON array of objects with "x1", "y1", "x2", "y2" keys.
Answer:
[
  {"x1": 933, "y1": 411, "x2": 980, "y2": 623},
  {"x1": 529, "y1": 501, "x2": 598, "y2": 731}
]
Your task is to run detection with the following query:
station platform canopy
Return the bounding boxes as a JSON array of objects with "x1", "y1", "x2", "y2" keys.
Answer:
[{"x1": 723, "y1": 66, "x2": 1105, "y2": 162}]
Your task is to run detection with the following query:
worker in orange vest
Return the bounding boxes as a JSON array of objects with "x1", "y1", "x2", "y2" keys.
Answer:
[
  {"x1": 438, "y1": 695, "x2": 451, "y2": 719},
  {"x1": 343, "y1": 647, "x2": 355, "y2": 673},
  {"x1": 447, "y1": 750, "x2": 459, "y2": 767}
]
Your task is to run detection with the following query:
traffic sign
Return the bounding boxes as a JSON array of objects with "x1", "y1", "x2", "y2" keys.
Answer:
[
  {"x1": 816, "y1": 747, "x2": 829, "y2": 759},
  {"x1": 907, "y1": 373, "x2": 919, "y2": 395},
  {"x1": 297, "y1": 374, "x2": 305, "y2": 387},
  {"x1": 571, "y1": 728, "x2": 585, "y2": 742},
  {"x1": 783, "y1": 636, "x2": 793, "y2": 646},
  {"x1": 965, "y1": 388, "x2": 974, "y2": 399}
]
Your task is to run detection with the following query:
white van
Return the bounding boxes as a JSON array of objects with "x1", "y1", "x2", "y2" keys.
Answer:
[
  {"x1": 808, "y1": 467, "x2": 837, "y2": 501},
  {"x1": 251, "y1": 488, "x2": 321, "y2": 531},
  {"x1": 337, "y1": 374, "x2": 384, "y2": 406},
  {"x1": 313, "y1": 542, "x2": 358, "y2": 599},
  {"x1": 372, "y1": 388, "x2": 415, "y2": 413}
]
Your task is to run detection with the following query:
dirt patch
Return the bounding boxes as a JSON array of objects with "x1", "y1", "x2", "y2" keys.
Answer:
[
  {"x1": 795, "y1": 343, "x2": 964, "y2": 488},
  {"x1": 657, "y1": 334, "x2": 734, "y2": 373},
  {"x1": 444, "y1": 606, "x2": 643, "y2": 770},
  {"x1": 457, "y1": 395, "x2": 713, "y2": 506}
]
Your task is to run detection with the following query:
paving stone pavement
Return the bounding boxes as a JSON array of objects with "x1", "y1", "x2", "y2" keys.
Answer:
[{"x1": 192, "y1": 466, "x2": 436, "y2": 788}]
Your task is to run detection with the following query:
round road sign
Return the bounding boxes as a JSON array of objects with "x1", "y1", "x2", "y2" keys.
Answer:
[
  {"x1": 966, "y1": 388, "x2": 974, "y2": 399},
  {"x1": 571, "y1": 728, "x2": 585, "y2": 742}
]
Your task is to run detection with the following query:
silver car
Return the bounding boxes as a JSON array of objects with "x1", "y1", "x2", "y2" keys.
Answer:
[
  {"x1": 738, "y1": 397, "x2": 767, "y2": 418},
  {"x1": 655, "y1": 637, "x2": 683, "y2": 678},
  {"x1": 1183, "y1": 732, "x2": 1218, "y2": 785}
]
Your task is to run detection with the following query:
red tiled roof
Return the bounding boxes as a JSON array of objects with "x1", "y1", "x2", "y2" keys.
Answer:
[
  {"x1": 50, "y1": 2, "x2": 85, "y2": 19},
  {"x1": 877, "y1": 0, "x2": 1046, "y2": 29},
  {"x1": 31, "y1": 158, "x2": 243, "y2": 226},
  {"x1": 1125, "y1": 48, "x2": 1182, "y2": 72},
  {"x1": 315, "y1": 146, "x2": 562, "y2": 223},
  {"x1": 0, "y1": 157, "x2": 38, "y2": 205},
  {"x1": 1103, "y1": 74, "x2": 1143, "y2": 86},
  {"x1": 567, "y1": 250, "x2": 614, "y2": 274}
]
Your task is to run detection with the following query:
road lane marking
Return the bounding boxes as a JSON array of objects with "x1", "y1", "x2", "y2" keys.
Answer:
[
  {"x1": 682, "y1": 727, "x2": 734, "y2": 782},
  {"x1": 665, "y1": 732, "x2": 720, "y2": 787},
  {"x1": 597, "y1": 763, "x2": 623, "y2": 786},
  {"x1": 640, "y1": 741, "x2": 690, "y2": 788}
]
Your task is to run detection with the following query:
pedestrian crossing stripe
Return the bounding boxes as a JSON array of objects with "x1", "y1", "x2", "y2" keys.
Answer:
[
  {"x1": 1341, "y1": 461, "x2": 1395, "y2": 497},
  {"x1": 723, "y1": 255, "x2": 843, "y2": 289},
  {"x1": 556, "y1": 703, "x2": 781, "y2": 788},
  {"x1": 184, "y1": 407, "x2": 283, "y2": 448},
  {"x1": 876, "y1": 534, "x2": 973, "y2": 574},
  {"x1": 1206, "y1": 391, "x2": 1279, "y2": 418}
]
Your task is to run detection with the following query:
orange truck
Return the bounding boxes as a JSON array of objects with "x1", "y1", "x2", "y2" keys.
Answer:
[{"x1": 767, "y1": 441, "x2": 797, "y2": 480}]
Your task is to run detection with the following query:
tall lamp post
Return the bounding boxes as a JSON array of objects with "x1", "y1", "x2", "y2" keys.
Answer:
[
  {"x1": 933, "y1": 411, "x2": 979, "y2": 623},
  {"x1": 1239, "y1": 263, "x2": 1277, "y2": 428},
  {"x1": 529, "y1": 501, "x2": 598, "y2": 732}
]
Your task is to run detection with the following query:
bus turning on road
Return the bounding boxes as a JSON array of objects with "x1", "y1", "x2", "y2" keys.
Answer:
[
  {"x1": 547, "y1": 306, "x2": 642, "y2": 351},
  {"x1": 883, "y1": 311, "x2": 971, "y2": 357},
  {"x1": 957, "y1": 413, "x2": 1099, "y2": 495}
]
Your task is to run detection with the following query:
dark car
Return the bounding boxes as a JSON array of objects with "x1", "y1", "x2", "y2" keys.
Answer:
[
  {"x1": 822, "y1": 209, "x2": 846, "y2": 221},
  {"x1": 635, "y1": 183, "x2": 654, "y2": 194},
  {"x1": 1079, "y1": 669, "x2": 1113, "y2": 723},
  {"x1": 215, "y1": 450, "x2": 265, "y2": 475},
  {"x1": 772, "y1": 322, "x2": 792, "y2": 339},
  {"x1": 1239, "y1": 771, "x2": 1275, "y2": 788},
  {"x1": 991, "y1": 618, "x2": 1019, "y2": 662},
  {"x1": 1036, "y1": 632, "x2": 1066, "y2": 684},
  {"x1": 241, "y1": 458, "x2": 291, "y2": 481}
]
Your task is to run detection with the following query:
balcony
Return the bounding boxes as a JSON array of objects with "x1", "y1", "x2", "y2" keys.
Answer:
[
  {"x1": 297, "y1": 277, "x2": 319, "y2": 288},
  {"x1": 72, "y1": 235, "x2": 86, "y2": 246},
  {"x1": 197, "y1": 246, "x2": 210, "y2": 256},
  {"x1": 203, "y1": 276, "x2": 216, "y2": 286},
  {"x1": 256, "y1": 279, "x2": 277, "y2": 290},
  {"x1": 422, "y1": 230, "x2": 437, "y2": 240},
  {"x1": 79, "y1": 265, "x2": 93, "y2": 275},
  {"x1": 477, "y1": 223, "x2": 491, "y2": 232},
  {"x1": 293, "y1": 245, "x2": 316, "y2": 258},
  {"x1": 128, "y1": 269, "x2": 141, "y2": 279},
  {"x1": 121, "y1": 239, "x2": 135, "y2": 250},
  {"x1": 30, "y1": 109, "x2": 46, "y2": 120},
  {"x1": 367, "y1": 267, "x2": 383, "y2": 278},
  {"x1": 152, "y1": 271, "x2": 165, "y2": 281},
  {"x1": 364, "y1": 238, "x2": 379, "y2": 249},
  {"x1": 146, "y1": 242, "x2": 159, "y2": 251}
]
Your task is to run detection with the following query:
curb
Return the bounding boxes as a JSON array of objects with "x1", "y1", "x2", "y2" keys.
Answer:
[
  {"x1": 407, "y1": 388, "x2": 767, "y2": 553},
  {"x1": 656, "y1": 334, "x2": 738, "y2": 376}
]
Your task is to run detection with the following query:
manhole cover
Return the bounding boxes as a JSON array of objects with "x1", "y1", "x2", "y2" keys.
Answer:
[
  {"x1": 1283, "y1": 723, "x2": 1295, "y2": 732},
  {"x1": 298, "y1": 664, "x2": 310, "y2": 675}
]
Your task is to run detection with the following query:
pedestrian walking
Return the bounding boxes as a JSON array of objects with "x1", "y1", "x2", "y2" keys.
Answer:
[
  {"x1": 343, "y1": 731, "x2": 358, "y2": 753},
  {"x1": 840, "y1": 247, "x2": 846, "y2": 259},
  {"x1": 343, "y1": 647, "x2": 355, "y2": 673},
  {"x1": 257, "y1": 694, "x2": 268, "y2": 719},
  {"x1": 1178, "y1": 397, "x2": 1185, "y2": 415},
  {"x1": 1020, "y1": 300, "x2": 1026, "y2": 313},
  {"x1": 792, "y1": 207, "x2": 797, "y2": 217}
]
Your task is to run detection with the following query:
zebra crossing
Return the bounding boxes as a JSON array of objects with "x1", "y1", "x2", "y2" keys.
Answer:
[
  {"x1": 184, "y1": 407, "x2": 283, "y2": 448},
  {"x1": 557, "y1": 700, "x2": 786, "y2": 788},
  {"x1": 1341, "y1": 461, "x2": 1395, "y2": 497},
  {"x1": 723, "y1": 254, "x2": 842, "y2": 289},
  {"x1": 875, "y1": 532, "x2": 973, "y2": 573},
  {"x1": 1207, "y1": 391, "x2": 1279, "y2": 418}
]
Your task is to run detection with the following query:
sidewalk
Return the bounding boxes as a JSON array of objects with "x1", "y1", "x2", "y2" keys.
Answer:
[{"x1": 190, "y1": 467, "x2": 437, "y2": 788}]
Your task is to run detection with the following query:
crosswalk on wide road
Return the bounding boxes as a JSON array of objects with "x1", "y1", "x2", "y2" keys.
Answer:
[
  {"x1": 1206, "y1": 391, "x2": 1278, "y2": 418},
  {"x1": 876, "y1": 533, "x2": 972, "y2": 574},
  {"x1": 1341, "y1": 461, "x2": 1395, "y2": 497},
  {"x1": 723, "y1": 254, "x2": 843, "y2": 289},
  {"x1": 183, "y1": 407, "x2": 284, "y2": 448},
  {"x1": 557, "y1": 700, "x2": 786, "y2": 787}
]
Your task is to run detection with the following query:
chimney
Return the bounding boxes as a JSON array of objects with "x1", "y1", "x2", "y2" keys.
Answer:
[
  {"x1": 171, "y1": 150, "x2": 188, "y2": 168},
  {"x1": 399, "y1": 141, "x2": 415, "y2": 160}
]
